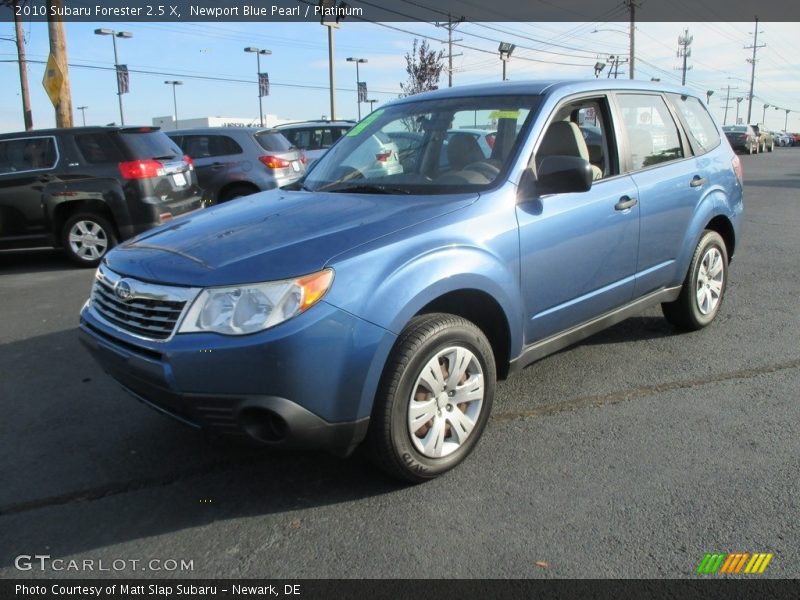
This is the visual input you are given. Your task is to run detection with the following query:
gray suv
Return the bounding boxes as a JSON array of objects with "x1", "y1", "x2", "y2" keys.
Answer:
[{"x1": 167, "y1": 127, "x2": 306, "y2": 204}]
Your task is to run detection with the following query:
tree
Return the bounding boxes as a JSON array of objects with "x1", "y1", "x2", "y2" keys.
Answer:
[{"x1": 399, "y1": 39, "x2": 445, "y2": 98}]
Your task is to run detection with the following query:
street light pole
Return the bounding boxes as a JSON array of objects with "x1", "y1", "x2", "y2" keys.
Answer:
[
  {"x1": 735, "y1": 97, "x2": 743, "y2": 124},
  {"x1": 762, "y1": 103, "x2": 769, "y2": 125},
  {"x1": 346, "y1": 57, "x2": 367, "y2": 119},
  {"x1": 164, "y1": 81, "x2": 182, "y2": 129},
  {"x1": 785, "y1": 109, "x2": 790, "y2": 132},
  {"x1": 498, "y1": 42, "x2": 515, "y2": 81},
  {"x1": 77, "y1": 105, "x2": 88, "y2": 126},
  {"x1": 95, "y1": 28, "x2": 132, "y2": 126},
  {"x1": 244, "y1": 47, "x2": 271, "y2": 127}
]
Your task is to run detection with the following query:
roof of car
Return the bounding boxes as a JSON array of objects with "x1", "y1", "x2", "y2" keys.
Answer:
[
  {"x1": 0, "y1": 126, "x2": 162, "y2": 139},
  {"x1": 167, "y1": 127, "x2": 281, "y2": 135},
  {"x1": 275, "y1": 120, "x2": 356, "y2": 128},
  {"x1": 388, "y1": 79, "x2": 696, "y2": 106}
]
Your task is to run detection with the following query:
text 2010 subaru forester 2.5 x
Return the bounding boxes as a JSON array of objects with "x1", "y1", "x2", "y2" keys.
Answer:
[{"x1": 80, "y1": 80, "x2": 743, "y2": 482}]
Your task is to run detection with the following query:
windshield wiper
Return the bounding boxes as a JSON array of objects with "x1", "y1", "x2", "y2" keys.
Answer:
[{"x1": 325, "y1": 184, "x2": 411, "y2": 195}]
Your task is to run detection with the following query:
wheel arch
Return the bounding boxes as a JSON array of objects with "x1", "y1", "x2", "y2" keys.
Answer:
[{"x1": 51, "y1": 199, "x2": 119, "y2": 245}]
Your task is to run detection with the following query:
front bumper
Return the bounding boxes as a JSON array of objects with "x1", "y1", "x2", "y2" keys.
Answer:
[{"x1": 79, "y1": 300, "x2": 396, "y2": 456}]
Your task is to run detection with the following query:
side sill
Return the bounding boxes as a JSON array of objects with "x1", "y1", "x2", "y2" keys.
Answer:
[{"x1": 508, "y1": 286, "x2": 681, "y2": 375}]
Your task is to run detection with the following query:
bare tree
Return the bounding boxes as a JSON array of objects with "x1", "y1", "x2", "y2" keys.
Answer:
[{"x1": 399, "y1": 39, "x2": 445, "y2": 98}]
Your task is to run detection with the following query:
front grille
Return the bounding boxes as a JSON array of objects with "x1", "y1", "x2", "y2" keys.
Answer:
[{"x1": 89, "y1": 265, "x2": 198, "y2": 341}]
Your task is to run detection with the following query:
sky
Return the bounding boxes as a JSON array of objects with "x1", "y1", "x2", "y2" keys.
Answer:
[{"x1": 1, "y1": 17, "x2": 800, "y2": 133}]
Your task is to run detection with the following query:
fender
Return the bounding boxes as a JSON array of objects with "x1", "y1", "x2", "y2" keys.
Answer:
[
  {"x1": 44, "y1": 177, "x2": 131, "y2": 239},
  {"x1": 671, "y1": 184, "x2": 737, "y2": 287}
]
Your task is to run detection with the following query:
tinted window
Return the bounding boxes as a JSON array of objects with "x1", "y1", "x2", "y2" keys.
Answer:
[
  {"x1": 617, "y1": 94, "x2": 684, "y2": 170},
  {"x1": 668, "y1": 94, "x2": 721, "y2": 155},
  {"x1": 281, "y1": 127, "x2": 344, "y2": 150},
  {"x1": 177, "y1": 135, "x2": 243, "y2": 158},
  {"x1": 254, "y1": 131, "x2": 293, "y2": 152},
  {"x1": 75, "y1": 133, "x2": 124, "y2": 164},
  {"x1": 118, "y1": 130, "x2": 182, "y2": 160},
  {"x1": 0, "y1": 137, "x2": 57, "y2": 173}
]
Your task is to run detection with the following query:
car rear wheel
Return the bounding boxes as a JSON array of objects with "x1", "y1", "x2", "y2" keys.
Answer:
[
  {"x1": 662, "y1": 230, "x2": 728, "y2": 331},
  {"x1": 366, "y1": 313, "x2": 496, "y2": 482},
  {"x1": 61, "y1": 213, "x2": 117, "y2": 268}
]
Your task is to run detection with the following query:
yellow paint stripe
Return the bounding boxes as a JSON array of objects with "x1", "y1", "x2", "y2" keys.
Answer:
[
  {"x1": 734, "y1": 553, "x2": 750, "y2": 573},
  {"x1": 750, "y1": 554, "x2": 766, "y2": 574},
  {"x1": 758, "y1": 554, "x2": 773, "y2": 574},
  {"x1": 719, "y1": 554, "x2": 737, "y2": 574},
  {"x1": 744, "y1": 554, "x2": 760, "y2": 574}
]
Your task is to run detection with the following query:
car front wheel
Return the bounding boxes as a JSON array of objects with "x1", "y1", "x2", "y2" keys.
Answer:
[
  {"x1": 367, "y1": 313, "x2": 496, "y2": 482},
  {"x1": 662, "y1": 230, "x2": 728, "y2": 330},
  {"x1": 61, "y1": 213, "x2": 117, "y2": 267}
]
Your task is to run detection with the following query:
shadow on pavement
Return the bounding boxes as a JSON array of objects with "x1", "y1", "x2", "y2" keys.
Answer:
[{"x1": 0, "y1": 248, "x2": 78, "y2": 275}]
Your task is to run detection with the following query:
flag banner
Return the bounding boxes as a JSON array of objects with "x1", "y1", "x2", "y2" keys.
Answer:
[
  {"x1": 116, "y1": 64, "x2": 129, "y2": 94},
  {"x1": 357, "y1": 81, "x2": 367, "y2": 102},
  {"x1": 259, "y1": 72, "x2": 269, "y2": 97}
]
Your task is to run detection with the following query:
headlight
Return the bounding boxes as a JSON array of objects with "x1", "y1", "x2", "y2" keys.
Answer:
[{"x1": 178, "y1": 269, "x2": 334, "y2": 335}]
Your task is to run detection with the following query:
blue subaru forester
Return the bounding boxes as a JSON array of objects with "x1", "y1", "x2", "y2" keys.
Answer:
[{"x1": 80, "y1": 80, "x2": 743, "y2": 481}]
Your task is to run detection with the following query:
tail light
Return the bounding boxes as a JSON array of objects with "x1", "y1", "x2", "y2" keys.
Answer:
[
  {"x1": 375, "y1": 150, "x2": 393, "y2": 162},
  {"x1": 299, "y1": 152, "x2": 307, "y2": 165},
  {"x1": 731, "y1": 155, "x2": 743, "y2": 186},
  {"x1": 183, "y1": 155, "x2": 194, "y2": 169},
  {"x1": 118, "y1": 159, "x2": 165, "y2": 180},
  {"x1": 259, "y1": 155, "x2": 290, "y2": 169},
  {"x1": 486, "y1": 135, "x2": 495, "y2": 149}
]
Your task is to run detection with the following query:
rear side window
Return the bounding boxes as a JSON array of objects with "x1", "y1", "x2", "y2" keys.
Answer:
[
  {"x1": 75, "y1": 133, "x2": 124, "y2": 164},
  {"x1": 117, "y1": 130, "x2": 182, "y2": 160},
  {"x1": 0, "y1": 137, "x2": 58, "y2": 173},
  {"x1": 282, "y1": 127, "x2": 348, "y2": 150},
  {"x1": 254, "y1": 131, "x2": 294, "y2": 152},
  {"x1": 668, "y1": 94, "x2": 721, "y2": 155},
  {"x1": 617, "y1": 94, "x2": 684, "y2": 171},
  {"x1": 177, "y1": 135, "x2": 243, "y2": 158}
]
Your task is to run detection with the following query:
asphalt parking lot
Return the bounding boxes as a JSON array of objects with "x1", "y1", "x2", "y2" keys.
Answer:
[{"x1": 1, "y1": 148, "x2": 798, "y2": 579}]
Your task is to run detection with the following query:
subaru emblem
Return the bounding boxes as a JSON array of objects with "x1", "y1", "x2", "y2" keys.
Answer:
[{"x1": 114, "y1": 279, "x2": 134, "y2": 301}]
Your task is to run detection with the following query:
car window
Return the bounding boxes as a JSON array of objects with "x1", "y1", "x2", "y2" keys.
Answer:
[
  {"x1": 0, "y1": 137, "x2": 57, "y2": 173},
  {"x1": 118, "y1": 130, "x2": 182, "y2": 160},
  {"x1": 177, "y1": 135, "x2": 243, "y2": 158},
  {"x1": 667, "y1": 94, "x2": 721, "y2": 155},
  {"x1": 534, "y1": 96, "x2": 616, "y2": 181},
  {"x1": 75, "y1": 133, "x2": 124, "y2": 164},
  {"x1": 617, "y1": 94, "x2": 684, "y2": 171},
  {"x1": 254, "y1": 131, "x2": 294, "y2": 152},
  {"x1": 304, "y1": 95, "x2": 539, "y2": 194},
  {"x1": 281, "y1": 127, "x2": 344, "y2": 151}
]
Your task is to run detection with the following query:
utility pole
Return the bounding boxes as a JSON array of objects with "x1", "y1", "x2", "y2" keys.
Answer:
[
  {"x1": 676, "y1": 29, "x2": 693, "y2": 86},
  {"x1": 627, "y1": 0, "x2": 639, "y2": 79},
  {"x1": 437, "y1": 14, "x2": 463, "y2": 88},
  {"x1": 8, "y1": 0, "x2": 33, "y2": 130},
  {"x1": 721, "y1": 84, "x2": 736, "y2": 125},
  {"x1": 47, "y1": 0, "x2": 73, "y2": 127},
  {"x1": 745, "y1": 16, "x2": 765, "y2": 124}
]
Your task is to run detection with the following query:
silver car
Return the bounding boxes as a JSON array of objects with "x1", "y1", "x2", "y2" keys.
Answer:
[
  {"x1": 275, "y1": 120, "x2": 354, "y2": 166},
  {"x1": 168, "y1": 127, "x2": 306, "y2": 204}
]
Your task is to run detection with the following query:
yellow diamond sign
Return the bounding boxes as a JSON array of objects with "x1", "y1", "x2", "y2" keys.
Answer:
[{"x1": 42, "y1": 53, "x2": 64, "y2": 107}]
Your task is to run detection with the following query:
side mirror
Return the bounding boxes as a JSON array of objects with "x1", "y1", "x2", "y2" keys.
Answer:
[{"x1": 535, "y1": 155, "x2": 593, "y2": 195}]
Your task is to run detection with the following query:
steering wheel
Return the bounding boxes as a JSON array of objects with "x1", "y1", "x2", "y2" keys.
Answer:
[{"x1": 462, "y1": 161, "x2": 501, "y2": 180}]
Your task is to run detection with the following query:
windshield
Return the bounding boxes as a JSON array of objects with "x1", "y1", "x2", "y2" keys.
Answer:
[{"x1": 303, "y1": 95, "x2": 540, "y2": 194}]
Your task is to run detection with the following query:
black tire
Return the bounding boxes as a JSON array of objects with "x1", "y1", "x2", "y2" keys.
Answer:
[
  {"x1": 61, "y1": 212, "x2": 117, "y2": 268},
  {"x1": 366, "y1": 313, "x2": 496, "y2": 483},
  {"x1": 662, "y1": 230, "x2": 728, "y2": 331},
  {"x1": 768, "y1": 142, "x2": 774, "y2": 152},
  {"x1": 219, "y1": 184, "x2": 258, "y2": 203}
]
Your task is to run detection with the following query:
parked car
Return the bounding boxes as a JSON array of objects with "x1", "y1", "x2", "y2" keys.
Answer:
[
  {"x1": 167, "y1": 127, "x2": 306, "y2": 204},
  {"x1": 0, "y1": 126, "x2": 201, "y2": 266},
  {"x1": 750, "y1": 124, "x2": 774, "y2": 152},
  {"x1": 722, "y1": 125, "x2": 759, "y2": 154},
  {"x1": 774, "y1": 131, "x2": 793, "y2": 147},
  {"x1": 80, "y1": 80, "x2": 742, "y2": 481},
  {"x1": 274, "y1": 120, "x2": 354, "y2": 167}
]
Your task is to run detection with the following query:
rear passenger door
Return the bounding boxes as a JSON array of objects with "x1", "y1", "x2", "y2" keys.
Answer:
[
  {"x1": 177, "y1": 134, "x2": 243, "y2": 198},
  {"x1": 613, "y1": 93, "x2": 704, "y2": 296}
]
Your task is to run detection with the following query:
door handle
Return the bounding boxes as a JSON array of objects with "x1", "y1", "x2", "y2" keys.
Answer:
[
  {"x1": 690, "y1": 176, "x2": 705, "y2": 187},
  {"x1": 615, "y1": 195, "x2": 638, "y2": 211}
]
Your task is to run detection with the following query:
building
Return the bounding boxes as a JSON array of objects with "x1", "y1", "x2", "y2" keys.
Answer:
[{"x1": 152, "y1": 114, "x2": 299, "y2": 130}]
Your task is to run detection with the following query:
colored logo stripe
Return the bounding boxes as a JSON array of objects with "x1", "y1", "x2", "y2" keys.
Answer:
[{"x1": 697, "y1": 552, "x2": 773, "y2": 575}]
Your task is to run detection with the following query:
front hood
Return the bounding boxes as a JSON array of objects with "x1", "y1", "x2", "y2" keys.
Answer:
[{"x1": 104, "y1": 189, "x2": 477, "y2": 287}]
